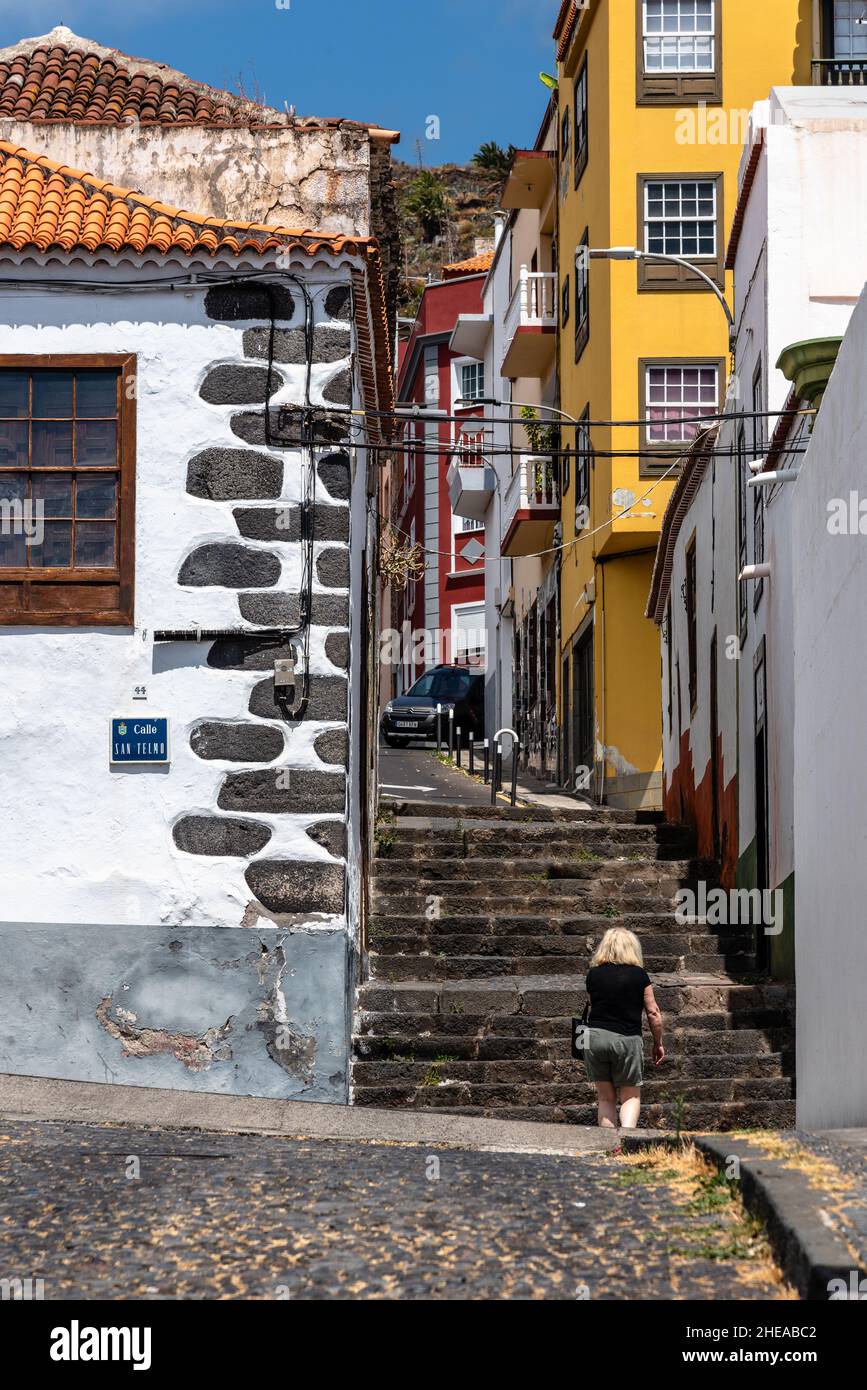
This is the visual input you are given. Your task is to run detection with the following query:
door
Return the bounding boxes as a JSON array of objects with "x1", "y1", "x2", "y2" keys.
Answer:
[
  {"x1": 710, "y1": 631, "x2": 720, "y2": 860},
  {"x1": 571, "y1": 626, "x2": 594, "y2": 794}
]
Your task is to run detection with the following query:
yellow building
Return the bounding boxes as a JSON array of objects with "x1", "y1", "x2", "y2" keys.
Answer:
[{"x1": 554, "y1": 0, "x2": 811, "y2": 809}]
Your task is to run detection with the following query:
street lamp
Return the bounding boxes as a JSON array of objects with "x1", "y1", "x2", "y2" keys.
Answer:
[{"x1": 587, "y1": 246, "x2": 735, "y2": 348}]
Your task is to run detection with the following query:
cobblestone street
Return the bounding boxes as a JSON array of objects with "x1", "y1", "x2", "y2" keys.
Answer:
[{"x1": 0, "y1": 1120, "x2": 790, "y2": 1300}]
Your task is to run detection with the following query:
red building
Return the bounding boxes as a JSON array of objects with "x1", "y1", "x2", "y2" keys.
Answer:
[{"x1": 390, "y1": 254, "x2": 491, "y2": 695}]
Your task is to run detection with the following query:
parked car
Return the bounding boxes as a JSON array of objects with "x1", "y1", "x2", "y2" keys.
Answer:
[{"x1": 381, "y1": 665, "x2": 485, "y2": 748}]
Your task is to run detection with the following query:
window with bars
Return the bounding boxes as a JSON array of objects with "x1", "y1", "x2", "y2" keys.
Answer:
[
  {"x1": 643, "y1": 0, "x2": 715, "y2": 72},
  {"x1": 0, "y1": 357, "x2": 135, "y2": 626},
  {"x1": 645, "y1": 179, "x2": 717, "y2": 258},
  {"x1": 574, "y1": 56, "x2": 589, "y2": 187}
]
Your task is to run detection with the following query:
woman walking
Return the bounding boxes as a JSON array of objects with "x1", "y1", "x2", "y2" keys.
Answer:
[{"x1": 582, "y1": 927, "x2": 664, "y2": 1129}]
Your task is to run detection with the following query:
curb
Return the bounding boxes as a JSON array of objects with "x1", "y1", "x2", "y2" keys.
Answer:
[{"x1": 696, "y1": 1135, "x2": 866, "y2": 1300}]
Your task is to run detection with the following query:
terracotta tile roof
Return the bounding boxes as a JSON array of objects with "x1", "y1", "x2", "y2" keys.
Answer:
[
  {"x1": 0, "y1": 138, "x2": 394, "y2": 438},
  {"x1": 554, "y1": 2, "x2": 580, "y2": 61},
  {"x1": 0, "y1": 26, "x2": 396, "y2": 134},
  {"x1": 441, "y1": 251, "x2": 494, "y2": 280},
  {"x1": 0, "y1": 139, "x2": 374, "y2": 257}
]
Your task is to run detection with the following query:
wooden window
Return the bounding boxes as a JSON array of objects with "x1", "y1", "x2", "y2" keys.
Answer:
[
  {"x1": 685, "y1": 534, "x2": 698, "y2": 715},
  {"x1": 575, "y1": 228, "x2": 590, "y2": 363},
  {"x1": 637, "y1": 173, "x2": 725, "y2": 290},
  {"x1": 0, "y1": 356, "x2": 135, "y2": 626},
  {"x1": 575, "y1": 404, "x2": 592, "y2": 524},
  {"x1": 638, "y1": 356, "x2": 723, "y2": 476},
  {"x1": 574, "y1": 55, "x2": 589, "y2": 188},
  {"x1": 636, "y1": 0, "x2": 723, "y2": 105}
]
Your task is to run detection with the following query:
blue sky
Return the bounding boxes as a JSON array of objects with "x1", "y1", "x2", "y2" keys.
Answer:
[{"x1": 0, "y1": 0, "x2": 556, "y2": 165}]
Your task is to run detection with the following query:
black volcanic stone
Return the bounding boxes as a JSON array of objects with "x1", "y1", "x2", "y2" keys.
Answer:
[
  {"x1": 199, "y1": 365, "x2": 282, "y2": 406},
  {"x1": 322, "y1": 368, "x2": 352, "y2": 407},
  {"x1": 173, "y1": 815, "x2": 272, "y2": 858},
  {"x1": 230, "y1": 408, "x2": 348, "y2": 448},
  {"x1": 218, "y1": 768, "x2": 346, "y2": 814},
  {"x1": 205, "y1": 284, "x2": 294, "y2": 322},
  {"x1": 245, "y1": 860, "x2": 345, "y2": 915},
  {"x1": 317, "y1": 452, "x2": 351, "y2": 500},
  {"x1": 305, "y1": 821, "x2": 347, "y2": 858},
  {"x1": 325, "y1": 632, "x2": 350, "y2": 670},
  {"x1": 325, "y1": 285, "x2": 352, "y2": 321},
  {"x1": 190, "y1": 722, "x2": 284, "y2": 763},
  {"x1": 179, "y1": 544, "x2": 281, "y2": 589},
  {"x1": 186, "y1": 447, "x2": 283, "y2": 500},
  {"x1": 239, "y1": 593, "x2": 350, "y2": 627},
  {"x1": 233, "y1": 503, "x2": 349, "y2": 543},
  {"x1": 242, "y1": 325, "x2": 351, "y2": 364},
  {"x1": 207, "y1": 638, "x2": 298, "y2": 672},
  {"x1": 316, "y1": 547, "x2": 350, "y2": 589},
  {"x1": 314, "y1": 728, "x2": 348, "y2": 767},
  {"x1": 248, "y1": 675, "x2": 348, "y2": 722}
]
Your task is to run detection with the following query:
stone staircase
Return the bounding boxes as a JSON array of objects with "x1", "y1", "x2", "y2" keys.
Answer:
[{"x1": 352, "y1": 800, "x2": 796, "y2": 1130}]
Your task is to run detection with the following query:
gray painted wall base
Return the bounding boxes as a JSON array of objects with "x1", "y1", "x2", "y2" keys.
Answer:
[{"x1": 0, "y1": 923, "x2": 350, "y2": 1103}]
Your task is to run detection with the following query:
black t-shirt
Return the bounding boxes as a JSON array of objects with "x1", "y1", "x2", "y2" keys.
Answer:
[{"x1": 586, "y1": 963, "x2": 651, "y2": 1037}]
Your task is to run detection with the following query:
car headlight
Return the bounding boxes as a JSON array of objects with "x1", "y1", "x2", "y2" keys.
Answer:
[{"x1": 385, "y1": 703, "x2": 394, "y2": 715}]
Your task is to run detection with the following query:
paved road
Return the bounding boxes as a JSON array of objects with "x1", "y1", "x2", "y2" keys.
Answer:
[
  {"x1": 0, "y1": 1119, "x2": 789, "y2": 1300},
  {"x1": 379, "y1": 743, "x2": 495, "y2": 806}
]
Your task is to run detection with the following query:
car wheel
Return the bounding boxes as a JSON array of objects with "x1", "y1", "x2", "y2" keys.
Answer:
[{"x1": 382, "y1": 734, "x2": 410, "y2": 748}]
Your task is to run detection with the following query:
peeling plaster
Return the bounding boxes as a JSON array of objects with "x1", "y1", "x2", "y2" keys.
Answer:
[{"x1": 97, "y1": 995, "x2": 234, "y2": 1071}]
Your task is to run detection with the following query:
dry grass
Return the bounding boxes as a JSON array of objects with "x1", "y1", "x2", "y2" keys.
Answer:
[{"x1": 615, "y1": 1142, "x2": 797, "y2": 1296}]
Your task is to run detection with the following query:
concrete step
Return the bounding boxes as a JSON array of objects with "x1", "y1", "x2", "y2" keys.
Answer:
[
  {"x1": 372, "y1": 858, "x2": 716, "y2": 885},
  {"x1": 352, "y1": 1053, "x2": 791, "y2": 1086},
  {"x1": 354, "y1": 1017, "x2": 794, "y2": 1045},
  {"x1": 367, "y1": 951, "x2": 753, "y2": 980},
  {"x1": 356, "y1": 974, "x2": 793, "y2": 1021},
  {"x1": 386, "y1": 801, "x2": 666, "y2": 825},
  {"x1": 369, "y1": 926, "x2": 754, "y2": 954},
  {"x1": 367, "y1": 911, "x2": 753, "y2": 940},
  {"x1": 348, "y1": 1097, "x2": 799, "y2": 1132},
  {"x1": 352, "y1": 1034, "x2": 794, "y2": 1061},
  {"x1": 352, "y1": 1075, "x2": 796, "y2": 1109}
]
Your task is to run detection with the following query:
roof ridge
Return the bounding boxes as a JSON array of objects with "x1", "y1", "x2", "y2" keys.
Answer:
[{"x1": 0, "y1": 25, "x2": 284, "y2": 120}]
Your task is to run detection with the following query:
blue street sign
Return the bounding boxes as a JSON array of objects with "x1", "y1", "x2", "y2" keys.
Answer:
[{"x1": 110, "y1": 716, "x2": 171, "y2": 764}]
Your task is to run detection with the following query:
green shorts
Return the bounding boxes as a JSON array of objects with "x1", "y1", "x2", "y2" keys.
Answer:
[{"x1": 583, "y1": 1028, "x2": 644, "y2": 1087}]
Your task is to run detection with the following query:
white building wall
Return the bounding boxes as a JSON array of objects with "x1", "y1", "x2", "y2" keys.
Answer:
[
  {"x1": 792, "y1": 283, "x2": 867, "y2": 1129},
  {"x1": 0, "y1": 257, "x2": 363, "y2": 1101}
]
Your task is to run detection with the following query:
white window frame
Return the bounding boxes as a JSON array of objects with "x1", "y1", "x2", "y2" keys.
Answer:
[
  {"x1": 458, "y1": 359, "x2": 485, "y2": 404},
  {"x1": 643, "y1": 0, "x2": 716, "y2": 75},
  {"x1": 644, "y1": 178, "x2": 717, "y2": 260},
  {"x1": 450, "y1": 599, "x2": 487, "y2": 666},
  {"x1": 833, "y1": 2, "x2": 867, "y2": 61},
  {"x1": 645, "y1": 363, "x2": 718, "y2": 444}
]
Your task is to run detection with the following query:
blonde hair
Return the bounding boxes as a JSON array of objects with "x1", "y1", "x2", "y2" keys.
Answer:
[{"x1": 590, "y1": 927, "x2": 644, "y2": 969}]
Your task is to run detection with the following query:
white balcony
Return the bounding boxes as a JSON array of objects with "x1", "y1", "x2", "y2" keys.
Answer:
[
  {"x1": 447, "y1": 433, "x2": 496, "y2": 523},
  {"x1": 501, "y1": 267, "x2": 557, "y2": 380},
  {"x1": 501, "y1": 454, "x2": 560, "y2": 558}
]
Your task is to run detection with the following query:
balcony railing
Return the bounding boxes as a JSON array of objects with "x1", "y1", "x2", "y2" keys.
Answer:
[
  {"x1": 501, "y1": 454, "x2": 560, "y2": 557},
  {"x1": 813, "y1": 58, "x2": 867, "y2": 86},
  {"x1": 501, "y1": 267, "x2": 557, "y2": 379}
]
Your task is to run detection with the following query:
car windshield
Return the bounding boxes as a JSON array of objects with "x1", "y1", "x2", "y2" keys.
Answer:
[{"x1": 408, "y1": 669, "x2": 475, "y2": 700}]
